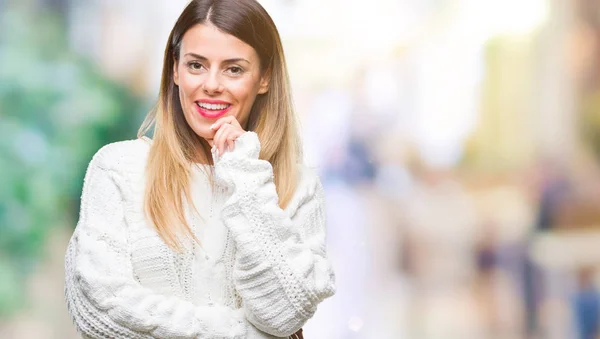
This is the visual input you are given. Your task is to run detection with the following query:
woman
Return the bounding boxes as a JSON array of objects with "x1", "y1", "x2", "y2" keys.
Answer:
[{"x1": 64, "y1": 0, "x2": 336, "y2": 338}]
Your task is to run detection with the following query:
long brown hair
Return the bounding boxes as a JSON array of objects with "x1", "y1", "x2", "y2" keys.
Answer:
[{"x1": 137, "y1": 0, "x2": 302, "y2": 250}]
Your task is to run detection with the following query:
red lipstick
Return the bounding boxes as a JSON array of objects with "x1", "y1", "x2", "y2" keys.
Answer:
[{"x1": 195, "y1": 99, "x2": 232, "y2": 119}]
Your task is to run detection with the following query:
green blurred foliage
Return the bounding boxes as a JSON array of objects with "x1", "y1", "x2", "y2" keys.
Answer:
[{"x1": 0, "y1": 5, "x2": 146, "y2": 316}]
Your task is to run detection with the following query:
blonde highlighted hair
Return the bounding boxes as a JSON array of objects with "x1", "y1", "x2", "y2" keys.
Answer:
[{"x1": 137, "y1": 0, "x2": 302, "y2": 251}]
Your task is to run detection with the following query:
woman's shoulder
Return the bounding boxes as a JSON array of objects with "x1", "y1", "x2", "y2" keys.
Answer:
[
  {"x1": 296, "y1": 163, "x2": 321, "y2": 183},
  {"x1": 89, "y1": 137, "x2": 151, "y2": 173},
  {"x1": 295, "y1": 163, "x2": 324, "y2": 195}
]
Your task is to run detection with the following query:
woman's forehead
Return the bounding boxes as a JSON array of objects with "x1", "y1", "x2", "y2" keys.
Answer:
[{"x1": 180, "y1": 23, "x2": 258, "y2": 62}]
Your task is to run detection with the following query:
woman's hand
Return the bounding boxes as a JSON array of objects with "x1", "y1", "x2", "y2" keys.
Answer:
[{"x1": 209, "y1": 116, "x2": 246, "y2": 156}]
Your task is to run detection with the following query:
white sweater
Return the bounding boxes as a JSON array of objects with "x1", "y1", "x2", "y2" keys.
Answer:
[{"x1": 64, "y1": 132, "x2": 336, "y2": 338}]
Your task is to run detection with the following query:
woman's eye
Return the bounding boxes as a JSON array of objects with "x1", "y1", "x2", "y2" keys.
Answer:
[
  {"x1": 187, "y1": 62, "x2": 204, "y2": 71},
  {"x1": 227, "y1": 66, "x2": 243, "y2": 75}
]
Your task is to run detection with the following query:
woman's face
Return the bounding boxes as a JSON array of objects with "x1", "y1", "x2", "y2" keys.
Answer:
[{"x1": 173, "y1": 23, "x2": 270, "y2": 145}]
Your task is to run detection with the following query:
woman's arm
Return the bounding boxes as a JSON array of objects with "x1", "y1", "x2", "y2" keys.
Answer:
[
  {"x1": 65, "y1": 147, "x2": 247, "y2": 339},
  {"x1": 214, "y1": 132, "x2": 336, "y2": 337}
]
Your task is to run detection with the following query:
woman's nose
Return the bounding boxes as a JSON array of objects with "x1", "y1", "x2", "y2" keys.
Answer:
[{"x1": 202, "y1": 70, "x2": 223, "y2": 95}]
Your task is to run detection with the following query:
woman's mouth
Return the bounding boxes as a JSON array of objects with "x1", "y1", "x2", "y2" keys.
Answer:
[{"x1": 195, "y1": 101, "x2": 232, "y2": 119}]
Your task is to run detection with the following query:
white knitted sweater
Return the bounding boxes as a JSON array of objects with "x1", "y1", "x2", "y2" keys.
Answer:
[{"x1": 64, "y1": 132, "x2": 336, "y2": 338}]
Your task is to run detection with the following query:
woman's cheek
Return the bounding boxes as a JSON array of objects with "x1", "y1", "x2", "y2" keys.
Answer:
[{"x1": 181, "y1": 73, "x2": 202, "y2": 94}]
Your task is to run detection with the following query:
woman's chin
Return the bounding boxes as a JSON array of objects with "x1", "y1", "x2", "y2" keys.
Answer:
[{"x1": 187, "y1": 123, "x2": 212, "y2": 140}]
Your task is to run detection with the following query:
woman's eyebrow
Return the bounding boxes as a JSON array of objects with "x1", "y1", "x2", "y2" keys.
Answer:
[{"x1": 184, "y1": 53, "x2": 250, "y2": 64}]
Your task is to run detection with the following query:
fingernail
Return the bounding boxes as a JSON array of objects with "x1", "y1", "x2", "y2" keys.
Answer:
[{"x1": 210, "y1": 124, "x2": 216, "y2": 129}]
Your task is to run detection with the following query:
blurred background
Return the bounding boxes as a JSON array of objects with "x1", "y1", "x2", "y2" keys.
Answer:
[{"x1": 1, "y1": 0, "x2": 600, "y2": 338}]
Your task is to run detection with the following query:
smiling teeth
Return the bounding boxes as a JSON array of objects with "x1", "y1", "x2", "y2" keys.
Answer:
[{"x1": 197, "y1": 102, "x2": 229, "y2": 110}]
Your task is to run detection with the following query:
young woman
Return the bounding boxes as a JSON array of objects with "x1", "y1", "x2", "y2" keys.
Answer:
[{"x1": 64, "y1": 0, "x2": 336, "y2": 338}]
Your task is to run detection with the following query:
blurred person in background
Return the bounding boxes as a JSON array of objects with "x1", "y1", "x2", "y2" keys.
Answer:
[
  {"x1": 572, "y1": 267, "x2": 600, "y2": 339},
  {"x1": 63, "y1": 0, "x2": 336, "y2": 338},
  {"x1": 526, "y1": 158, "x2": 572, "y2": 338}
]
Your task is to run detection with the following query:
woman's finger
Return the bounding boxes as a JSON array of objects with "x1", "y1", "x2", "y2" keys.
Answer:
[
  {"x1": 213, "y1": 123, "x2": 231, "y2": 156},
  {"x1": 211, "y1": 115, "x2": 241, "y2": 131},
  {"x1": 221, "y1": 124, "x2": 236, "y2": 156},
  {"x1": 226, "y1": 129, "x2": 245, "y2": 152},
  {"x1": 226, "y1": 137, "x2": 235, "y2": 152}
]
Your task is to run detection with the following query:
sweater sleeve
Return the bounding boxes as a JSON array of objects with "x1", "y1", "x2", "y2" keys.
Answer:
[
  {"x1": 64, "y1": 147, "x2": 248, "y2": 339},
  {"x1": 213, "y1": 132, "x2": 337, "y2": 337}
]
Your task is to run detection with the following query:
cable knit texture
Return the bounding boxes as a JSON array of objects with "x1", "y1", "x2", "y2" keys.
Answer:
[{"x1": 64, "y1": 132, "x2": 336, "y2": 338}]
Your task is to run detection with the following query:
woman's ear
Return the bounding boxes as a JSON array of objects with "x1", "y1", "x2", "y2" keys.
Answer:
[
  {"x1": 257, "y1": 68, "x2": 271, "y2": 94},
  {"x1": 173, "y1": 58, "x2": 180, "y2": 86}
]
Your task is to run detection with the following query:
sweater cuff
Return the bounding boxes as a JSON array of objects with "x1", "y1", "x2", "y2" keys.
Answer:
[
  {"x1": 213, "y1": 132, "x2": 272, "y2": 189},
  {"x1": 212, "y1": 131, "x2": 261, "y2": 163}
]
